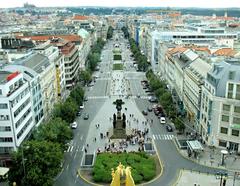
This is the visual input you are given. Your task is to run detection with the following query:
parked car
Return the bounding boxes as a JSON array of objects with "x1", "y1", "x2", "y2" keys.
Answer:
[
  {"x1": 83, "y1": 113, "x2": 89, "y2": 120},
  {"x1": 137, "y1": 94, "x2": 141, "y2": 98},
  {"x1": 147, "y1": 106, "x2": 152, "y2": 112},
  {"x1": 142, "y1": 110, "x2": 148, "y2": 116},
  {"x1": 79, "y1": 104, "x2": 84, "y2": 109},
  {"x1": 160, "y1": 117, "x2": 166, "y2": 124},
  {"x1": 77, "y1": 111, "x2": 82, "y2": 116},
  {"x1": 149, "y1": 96, "x2": 158, "y2": 103},
  {"x1": 84, "y1": 97, "x2": 88, "y2": 102},
  {"x1": 166, "y1": 125, "x2": 173, "y2": 132},
  {"x1": 71, "y1": 121, "x2": 78, "y2": 129}
]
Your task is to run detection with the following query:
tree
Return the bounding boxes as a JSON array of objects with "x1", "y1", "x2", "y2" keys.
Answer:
[
  {"x1": 107, "y1": 26, "x2": 113, "y2": 39},
  {"x1": 70, "y1": 85, "x2": 85, "y2": 105},
  {"x1": 33, "y1": 118, "x2": 73, "y2": 151},
  {"x1": 8, "y1": 140, "x2": 63, "y2": 186}
]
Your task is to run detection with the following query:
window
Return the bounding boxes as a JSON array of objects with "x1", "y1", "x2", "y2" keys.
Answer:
[
  {"x1": 232, "y1": 129, "x2": 239, "y2": 137},
  {"x1": 221, "y1": 115, "x2": 229, "y2": 122},
  {"x1": 233, "y1": 117, "x2": 240, "y2": 124},
  {"x1": 228, "y1": 83, "x2": 234, "y2": 91},
  {"x1": 236, "y1": 93, "x2": 240, "y2": 100},
  {"x1": 0, "y1": 126, "x2": 11, "y2": 132},
  {"x1": 220, "y1": 127, "x2": 228, "y2": 134},
  {"x1": 0, "y1": 137, "x2": 13, "y2": 142},
  {"x1": 222, "y1": 104, "x2": 230, "y2": 112},
  {"x1": 0, "y1": 104, "x2": 8, "y2": 109},
  {"x1": 234, "y1": 106, "x2": 240, "y2": 113},
  {"x1": 228, "y1": 71, "x2": 235, "y2": 80},
  {"x1": 219, "y1": 140, "x2": 227, "y2": 147},
  {"x1": 237, "y1": 85, "x2": 240, "y2": 92},
  {"x1": 228, "y1": 92, "x2": 233, "y2": 99}
]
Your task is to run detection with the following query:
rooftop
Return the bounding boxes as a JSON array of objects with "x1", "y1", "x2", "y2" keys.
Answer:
[
  {"x1": 0, "y1": 71, "x2": 11, "y2": 84},
  {"x1": 15, "y1": 53, "x2": 50, "y2": 74}
]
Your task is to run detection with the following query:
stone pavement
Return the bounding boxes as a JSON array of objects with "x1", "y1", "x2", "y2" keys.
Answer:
[
  {"x1": 83, "y1": 69, "x2": 153, "y2": 155},
  {"x1": 176, "y1": 170, "x2": 240, "y2": 186}
]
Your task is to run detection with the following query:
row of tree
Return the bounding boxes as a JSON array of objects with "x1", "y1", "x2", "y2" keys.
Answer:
[
  {"x1": 146, "y1": 70, "x2": 185, "y2": 132},
  {"x1": 106, "y1": 26, "x2": 113, "y2": 39},
  {"x1": 79, "y1": 38, "x2": 106, "y2": 85},
  {"x1": 8, "y1": 86, "x2": 85, "y2": 186},
  {"x1": 121, "y1": 26, "x2": 129, "y2": 39}
]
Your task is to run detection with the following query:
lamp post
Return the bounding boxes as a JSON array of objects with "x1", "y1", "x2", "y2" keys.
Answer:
[
  {"x1": 21, "y1": 145, "x2": 29, "y2": 183},
  {"x1": 221, "y1": 150, "x2": 228, "y2": 166},
  {"x1": 216, "y1": 171, "x2": 228, "y2": 186}
]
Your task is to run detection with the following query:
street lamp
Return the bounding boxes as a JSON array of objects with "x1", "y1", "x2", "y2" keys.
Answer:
[
  {"x1": 21, "y1": 145, "x2": 29, "y2": 183},
  {"x1": 221, "y1": 149, "x2": 228, "y2": 166},
  {"x1": 216, "y1": 171, "x2": 228, "y2": 186}
]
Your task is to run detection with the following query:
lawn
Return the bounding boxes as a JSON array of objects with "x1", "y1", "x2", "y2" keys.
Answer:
[
  {"x1": 92, "y1": 152, "x2": 156, "y2": 184},
  {"x1": 113, "y1": 54, "x2": 122, "y2": 60},
  {"x1": 113, "y1": 63, "x2": 123, "y2": 70}
]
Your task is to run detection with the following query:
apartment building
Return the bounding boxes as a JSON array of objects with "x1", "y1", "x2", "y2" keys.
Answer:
[
  {"x1": 200, "y1": 61, "x2": 240, "y2": 153},
  {"x1": 34, "y1": 42, "x2": 66, "y2": 101},
  {"x1": 14, "y1": 53, "x2": 57, "y2": 120},
  {"x1": 51, "y1": 39, "x2": 80, "y2": 89},
  {"x1": 0, "y1": 71, "x2": 33, "y2": 154}
]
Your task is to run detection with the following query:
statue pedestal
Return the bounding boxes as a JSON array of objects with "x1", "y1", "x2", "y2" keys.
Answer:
[{"x1": 111, "y1": 112, "x2": 127, "y2": 139}]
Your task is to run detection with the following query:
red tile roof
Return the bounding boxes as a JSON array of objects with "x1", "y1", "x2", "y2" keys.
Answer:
[
  {"x1": 213, "y1": 48, "x2": 237, "y2": 57},
  {"x1": 73, "y1": 15, "x2": 88, "y2": 20}
]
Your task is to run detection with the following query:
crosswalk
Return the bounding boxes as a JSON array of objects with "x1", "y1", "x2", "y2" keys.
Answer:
[
  {"x1": 88, "y1": 96, "x2": 109, "y2": 99},
  {"x1": 64, "y1": 145, "x2": 85, "y2": 153},
  {"x1": 152, "y1": 134, "x2": 174, "y2": 140}
]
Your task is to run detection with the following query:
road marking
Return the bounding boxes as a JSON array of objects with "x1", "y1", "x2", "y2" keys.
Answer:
[
  {"x1": 70, "y1": 146, "x2": 73, "y2": 152},
  {"x1": 80, "y1": 136, "x2": 83, "y2": 141},
  {"x1": 66, "y1": 146, "x2": 70, "y2": 152},
  {"x1": 152, "y1": 134, "x2": 174, "y2": 140},
  {"x1": 66, "y1": 164, "x2": 69, "y2": 170},
  {"x1": 74, "y1": 152, "x2": 77, "y2": 159},
  {"x1": 81, "y1": 146, "x2": 84, "y2": 151}
]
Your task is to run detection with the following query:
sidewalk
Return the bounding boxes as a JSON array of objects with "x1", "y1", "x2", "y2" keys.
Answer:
[{"x1": 176, "y1": 170, "x2": 240, "y2": 186}]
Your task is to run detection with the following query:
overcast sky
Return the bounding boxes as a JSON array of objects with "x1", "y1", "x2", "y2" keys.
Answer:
[{"x1": 1, "y1": 0, "x2": 240, "y2": 8}]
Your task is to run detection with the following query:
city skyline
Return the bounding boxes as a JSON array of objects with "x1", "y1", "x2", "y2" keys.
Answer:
[{"x1": 1, "y1": 0, "x2": 240, "y2": 8}]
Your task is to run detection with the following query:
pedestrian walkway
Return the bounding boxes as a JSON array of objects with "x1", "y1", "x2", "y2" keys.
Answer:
[
  {"x1": 88, "y1": 96, "x2": 108, "y2": 99},
  {"x1": 152, "y1": 134, "x2": 174, "y2": 140},
  {"x1": 176, "y1": 170, "x2": 240, "y2": 186}
]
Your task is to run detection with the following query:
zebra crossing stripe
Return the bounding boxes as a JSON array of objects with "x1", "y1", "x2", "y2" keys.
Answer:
[{"x1": 152, "y1": 135, "x2": 155, "y2": 140}]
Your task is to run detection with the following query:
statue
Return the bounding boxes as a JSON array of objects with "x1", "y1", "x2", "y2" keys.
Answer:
[
  {"x1": 110, "y1": 163, "x2": 135, "y2": 186},
  {"x1": 111, "y1": 99, "x2": 127, "y2": 139}
]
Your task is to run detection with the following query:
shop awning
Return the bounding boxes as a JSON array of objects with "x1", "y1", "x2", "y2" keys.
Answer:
[
  {"x1": 0, "y1": 167, "x2": 9, "y2": 176},
  {"x1": 187, "y1": 140, "x2": 203, "y2": 152}
]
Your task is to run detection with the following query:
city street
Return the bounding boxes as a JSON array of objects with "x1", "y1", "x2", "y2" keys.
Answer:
[{"x1": 54, "y1": 32, "x2": 222, "y2": 186}]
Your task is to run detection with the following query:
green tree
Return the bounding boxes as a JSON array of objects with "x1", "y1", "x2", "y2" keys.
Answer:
[
  {"x1": 79, "y1": 70, "x2": 92, "y2": 85},
  {"x1": 107, "y1": 26, "x2": 113, "y2": 39},
  {"x1": 33, "y1": 118, "x2": 73, "y2": 151},
  {"x1": 8, "y1": 140, "x2": 63, "y2": 186},
  {"x1": 70, "y1": 85, "x2": 85, "y2": 105}
]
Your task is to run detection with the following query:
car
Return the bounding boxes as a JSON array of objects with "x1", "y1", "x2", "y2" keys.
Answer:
[
  {"x1": 137, "y1": 94, "x2": 141, "y2": 98},
  {"x1": 84, "y1": 97, "x2": 88, "y2": 102},
  {"x1": 149, "y1": 97, "x2": 158, "y2": 103},
  {"x1": 83, "y1": 113, "x2": 89, "y2": 120},
  {"x1": 147, "y1": 106, "x2": 152, "y2": 112},
  {"x1": 77, "y1": 111, "x2": 82, "y2": 116},
  {"x1": 142, "y1": 110, "x2": 148, "y2": 116},
  {"x1": 79, "y1": 104, "x2": 84, "y2": 109},
  {"x1": 71, "y1": 121, "x2": 78, "y2": 129},
  {"x1": 166, "y1": 125, "x2": 173, "y2": 132},
  {"x1": 160, "y1": 117, "x2": 166, "y2": 124}
]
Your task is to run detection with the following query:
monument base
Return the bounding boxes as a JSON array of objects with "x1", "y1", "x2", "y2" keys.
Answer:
[{"x1": 111, "y1": 128, "x2": 127, "y2": 139}]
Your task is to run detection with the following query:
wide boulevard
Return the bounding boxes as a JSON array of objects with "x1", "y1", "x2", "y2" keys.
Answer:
[{"x1": 54, "y1": 31, "x2": 220, "y2": 186}]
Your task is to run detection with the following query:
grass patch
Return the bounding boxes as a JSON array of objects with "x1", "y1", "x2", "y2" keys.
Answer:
[
  {"x1": 113, "y1": 54, "x2": 122, "y2": 60},
  {"x1": 113, "y1": 63, "x2": 123, "y2": 70},
  {"x1": 92, "y1": 152, "x2": 156, "y2": 184}
]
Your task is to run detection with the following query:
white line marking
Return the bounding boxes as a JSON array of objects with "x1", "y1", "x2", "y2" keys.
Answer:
[
  {"x1": 67, "y1": 146, "x2": 70, "y2": 152},
  {"x1": 80, "y1": 136, "x2": 83, "y2": 141},
  {"x1": 81, "y1": 146, "x2": 84, "y2": 151},
  {"x1": 70, "y1": 146, "x2": 73, "y2": 152},
  {"x1": 152, "y1": 135, "x2": 155, "y2": 140}
]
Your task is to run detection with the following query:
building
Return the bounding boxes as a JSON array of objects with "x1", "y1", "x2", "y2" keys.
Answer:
[
  {"x1": 34, "y1": 41, "x2": 66, "y2": 101},
  {"x1": 200, "y1": 60, "x2": 240, "y2": 153},
  {"x1": 0, "y1": 71, "x2": 33, "y2": 155},
  {"x1": 51, "y1": 38, "x2": 80, "y2": 90},
  {"x1": 13, "y1": 53, "x2": 57, "y2": 120}
]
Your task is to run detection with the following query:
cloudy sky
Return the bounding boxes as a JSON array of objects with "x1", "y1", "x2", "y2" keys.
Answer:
[{"x1": 1, "y1": 0, "x2": 240, "y2": 8}]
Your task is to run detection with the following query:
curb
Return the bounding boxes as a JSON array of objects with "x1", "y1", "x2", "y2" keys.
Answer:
[
  {"x1": 172, "y1": 169, "x2": 183, "y2": 186},
  {"x1": 172, "y1": 138, "x2": 225, "y2": 171},
  {"x1": 77, "y1": 169, "x2": 103, "y2": 186}
]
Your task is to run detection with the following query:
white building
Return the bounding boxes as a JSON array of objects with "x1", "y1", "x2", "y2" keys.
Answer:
[
  {"x1": 200, "y1": 61, "x2": 240, "y2": 153},
  {"x1": 0, "y1": 71, "x2": 33, "y2": 154}
]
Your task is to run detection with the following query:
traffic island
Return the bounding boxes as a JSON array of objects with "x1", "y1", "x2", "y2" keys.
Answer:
[
  {"x1": 113, "y1": 63, "x2": 123, "y2": 70},
  {"x1": 79, "y1": 152, "x2": 160, "y2": 185}
]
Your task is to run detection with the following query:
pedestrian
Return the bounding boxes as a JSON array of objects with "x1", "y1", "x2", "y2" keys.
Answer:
[
  {"x1": 84, "y1": 148, "x2": 87, "y2": 153},
  {"x1": 87, "y1": 144, "x2": 89, "y2": 147}
]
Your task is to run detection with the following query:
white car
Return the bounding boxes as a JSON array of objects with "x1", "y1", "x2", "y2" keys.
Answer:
[
  {"x1": 79, "y1": 104, "x2": 84, "y2": 109},
  {"x1": 71, "y1": 122, "x2": 78, "y2": 129},
  {"x1": 160, "y1": 117, "x2": 166, "y2": 124}
]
